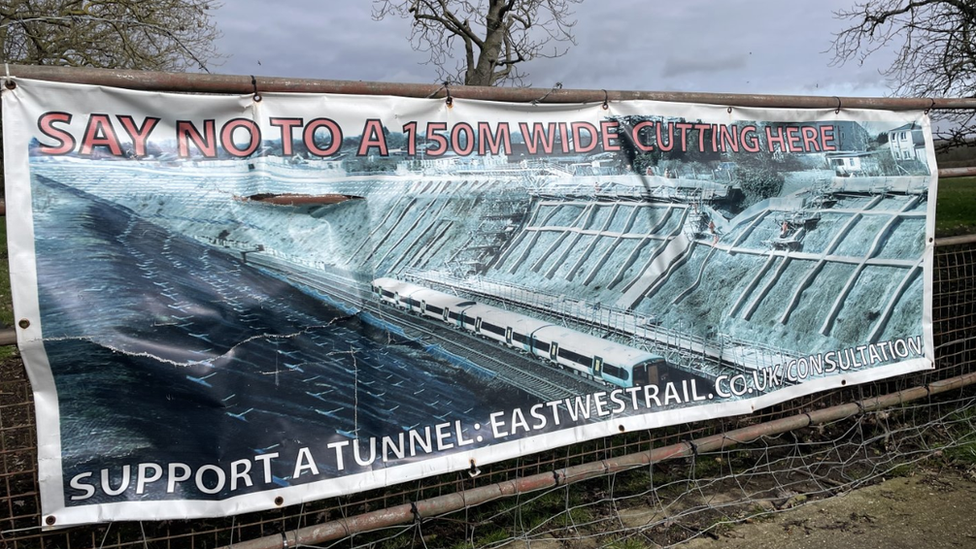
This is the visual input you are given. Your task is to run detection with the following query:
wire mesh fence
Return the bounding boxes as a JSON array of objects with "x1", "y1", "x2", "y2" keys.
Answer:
[{"x1": 1, "y1": 236, "x2": 974, "y2": 549}]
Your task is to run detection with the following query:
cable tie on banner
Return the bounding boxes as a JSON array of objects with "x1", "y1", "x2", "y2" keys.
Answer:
[
  {"x1": 444, "y1": 82, "x2": 453, "y2": 107},
  {"x1": 925, "y1": 98, "x2": 936, "y2": 115},
  {"x1": 685, "y1": 439, "x2": 699, "y2": 457},
  {"x1": 602, "y1": 89, "x2": 609, "y2": 110},
  {"x1": 531, "y1": 82, "x2": 562, "y2": 105},
  {"x1": 727, "y1": 106, "x2": 733, "y2": 114},
  {"x1": 410, "y1": 501, "x2": 422, "y2": 522},
  {"x1": 834, "y1": 96, "x2": 842, "y2": 114},
  {"x1": 4, "y1": 62, "x2": 14, "y2": 89},
  {"x1": 250, "y1": 75, "x2": 261, "y2": 102},
  {"x1": 425, "y1": 83, "x2": 446, "y2": 99}
]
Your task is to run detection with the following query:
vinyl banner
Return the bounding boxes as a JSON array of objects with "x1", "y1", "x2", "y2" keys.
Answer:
[{"x1": 2, "y1": 78, "x2": 935, "y2": 527}]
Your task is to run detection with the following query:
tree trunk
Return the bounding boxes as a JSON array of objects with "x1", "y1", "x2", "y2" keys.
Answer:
[{"x1": 465, "y1": 0, "x2": 508, "y2": 86}]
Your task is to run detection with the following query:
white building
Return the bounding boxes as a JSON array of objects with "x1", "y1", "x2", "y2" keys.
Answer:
[{"x1": 887, "y1": 123, "x2": 926, "y2": 163}]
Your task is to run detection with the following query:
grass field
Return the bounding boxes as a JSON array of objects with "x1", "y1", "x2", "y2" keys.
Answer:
[{"x1": 936, "y1": 176, "x2": 976, "y2": 237}]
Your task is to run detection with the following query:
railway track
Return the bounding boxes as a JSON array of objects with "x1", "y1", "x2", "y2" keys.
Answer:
[
  {"x1": 388, "y1": 309, "x2": 607, "y2": 402},
  {"x1": 246, "y1": 254, "x2": 608, "y2": 402}
]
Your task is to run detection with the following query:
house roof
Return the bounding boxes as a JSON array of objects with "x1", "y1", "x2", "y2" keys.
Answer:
[{"x1": 889, "y1": 122, "x2": 920, "y2": 132}]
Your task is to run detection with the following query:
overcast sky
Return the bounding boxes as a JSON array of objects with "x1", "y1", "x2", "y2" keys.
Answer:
[{"x1": 212, "y1": 1, "x2": 896, "y2": 98}]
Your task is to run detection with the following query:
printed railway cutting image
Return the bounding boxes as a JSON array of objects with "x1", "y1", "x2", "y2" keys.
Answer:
[{"x1": 23, "y1": 111, "x2": 931, "y2": 504}]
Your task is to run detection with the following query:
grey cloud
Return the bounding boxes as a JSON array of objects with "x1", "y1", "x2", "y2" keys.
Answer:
[
  {"x1": 661, "y1": 54, "x2": 749, "y2": 78},
  {"x1": 212, "y1": 0, "x2": 900, "y2": 98}
]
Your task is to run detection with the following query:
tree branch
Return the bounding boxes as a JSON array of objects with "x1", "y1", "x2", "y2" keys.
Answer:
[{"x1": 374, "y1": 0, "x2": 581, "y2": 86}]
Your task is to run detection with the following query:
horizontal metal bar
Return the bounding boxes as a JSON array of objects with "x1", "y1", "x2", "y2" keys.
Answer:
[
  {"x1": 938, "y1": 167, "x2": 976, "y2": 178},
  {"x1": 0, "y1": 329, "x2": 15, "y2": 346},
  {"x1": 935, "y1": 234, "x2": 976, "y2": 247},
  {"x1": 222, "y1": 367, "x2": 976, "y2": 549},
  {"x1": 8, "y1": 64, "x2": 976, "y2": 110}
]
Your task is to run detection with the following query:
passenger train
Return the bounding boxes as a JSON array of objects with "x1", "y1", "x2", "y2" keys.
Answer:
[{"x1": 371, "y1": 278, "x2": 664, "y2": 388}]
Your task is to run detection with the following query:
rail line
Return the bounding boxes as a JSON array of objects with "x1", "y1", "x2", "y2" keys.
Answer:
[
  {"x1": 245, "y1": 253, "x2": 608, "y2": 403},
  {"x1": 388, "y1": 309, "x2": 607, "y2": 402}
]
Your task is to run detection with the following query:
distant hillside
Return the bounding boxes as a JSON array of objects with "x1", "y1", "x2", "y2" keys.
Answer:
[{"x1": 936, "y1": 141, "x2": 976, "y2": 168}]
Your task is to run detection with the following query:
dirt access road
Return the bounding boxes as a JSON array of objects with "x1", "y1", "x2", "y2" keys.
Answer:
[{"x1": 682, "y1": 467, "x2": 976, "y2": 549}]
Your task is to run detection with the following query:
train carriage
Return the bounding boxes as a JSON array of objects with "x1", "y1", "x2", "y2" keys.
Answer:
[
  {"x1": 371, "y1": 278, "x2": 664, "y2": 388},
  {"x1": 459, "y1": 304, "x2": 553, "y2": 353},
  {"x1": 372, "y1": 277, "x2": 414, "y2": 308},
  {"x1": 458, "y1": 303, "x2": 506, "y2": 344},
  {"x1": 532, "y1": 326, "x2": 662, "y2": 386},
  {"x1": 373, "y1": 278, "x2": 477, "y2": 326},
  {"x1": 502, "y1": 314, "x2": 553, "y2": 354},
  {"x1": 411, "y1": 287, "x2": 477, "y2": 324}
]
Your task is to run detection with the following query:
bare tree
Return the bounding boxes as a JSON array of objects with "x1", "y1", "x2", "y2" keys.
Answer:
[
  {"x1": 0, "y1": 0, "x2": 222, "y2": 197},
  {"x1": 373, "y1": 0, "x2": 582, "y2": 87},
  {"x1": 0, "y1": 0, "x2": 222, "y2": 72},
  {"x1": 831, "y1": 0, "x2": 976, "y2": 145}
]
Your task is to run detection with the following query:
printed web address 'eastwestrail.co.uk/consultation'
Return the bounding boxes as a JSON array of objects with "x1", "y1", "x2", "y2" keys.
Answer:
[{"x1": 64, "y1": 336, "x2": 923, "y2": 503}]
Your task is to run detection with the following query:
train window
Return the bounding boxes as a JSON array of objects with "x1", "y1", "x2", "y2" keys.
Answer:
[
  {"x1": 604, "y1": 364, "x2": 627, "y2": 380},
  {"x1": 427, "y1": 304, "x2": 443, "y2": 315},
  {"x1": 482, "y1": 322, "x2": 505, "y2": 336},
  {"x1": 557, "y1": 347, "x2": 592, "y2": 367},
  {"x1": 449, "y1": 311, "x2": 460, "y2": 320},
  {"x1": 382, "y1": 290, "x2": 394, "y2": 298},
  {"x1": 513, "y1": 332, "x2": 528, "y2": 344},
  {"x1": 533, "y1": 339, "x2": 551, "y2": 353}
]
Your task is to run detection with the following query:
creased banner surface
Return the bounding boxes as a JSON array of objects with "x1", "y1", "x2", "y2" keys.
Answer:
[{"x1": 1, "y1": 79, "x2": 935, "y2": 526}]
